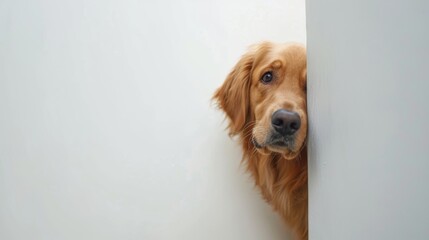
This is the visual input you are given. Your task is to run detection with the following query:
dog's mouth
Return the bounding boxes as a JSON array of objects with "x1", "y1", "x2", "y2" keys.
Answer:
[
  {"x1": 253, "y1": 131, "x2": 295, "y2": 148},
  {"x1": 269, "y1": 135, "x2": 295, "y2": 148},
  {"x1": 252, "y1": 132, "x2": 300, "y2": 159}
]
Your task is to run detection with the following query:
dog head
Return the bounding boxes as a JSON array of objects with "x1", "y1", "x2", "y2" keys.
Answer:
[{"x1": 214, "y1": 42, "x2": 307, "y2": 159}]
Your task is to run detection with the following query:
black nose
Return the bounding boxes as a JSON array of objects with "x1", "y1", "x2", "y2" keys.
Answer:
[{"x1": 271, "y1": 109, "x2": 301, "y2": 135}]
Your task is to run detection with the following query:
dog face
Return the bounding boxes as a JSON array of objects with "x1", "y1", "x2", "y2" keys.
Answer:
[{"x1": 214, "y1": 42, "x2": 307, "y2": 159}]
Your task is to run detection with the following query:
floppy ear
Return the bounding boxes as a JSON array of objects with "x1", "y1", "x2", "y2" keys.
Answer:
[{"x1": 213, "y1": 50, "x2": 255, "y2": 136}]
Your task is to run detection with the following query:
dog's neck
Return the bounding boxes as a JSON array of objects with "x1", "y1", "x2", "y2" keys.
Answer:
[
  {"x1": 240, "y1": 135, "x2": 308, "y2": 190},
  {"x1": 237, "y1": 128, "x2": 308, "y2": 239}
]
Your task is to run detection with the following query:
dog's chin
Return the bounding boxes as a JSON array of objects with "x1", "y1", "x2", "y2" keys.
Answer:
[
  {"x1": 267, "y1": 145, "x2": 300, "y2": 160},
  {"x1": 252, "y1": 137, "x2": 301, "y2": 160}
]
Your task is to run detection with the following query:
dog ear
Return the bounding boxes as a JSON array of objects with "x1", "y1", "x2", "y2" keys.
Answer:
[{"x1": 213, "y1": 49, "x2": 255, "y2": 136}]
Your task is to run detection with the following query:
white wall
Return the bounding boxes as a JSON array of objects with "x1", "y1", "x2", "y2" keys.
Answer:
[
  {"x1": 307, "y1": 0, "x2": 429, "y2": 239},
  {"x1": 0, "y1": 0, "x2": 306, "y2": 239}
]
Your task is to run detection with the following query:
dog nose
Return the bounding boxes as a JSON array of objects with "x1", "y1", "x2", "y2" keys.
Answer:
[{"x1": 271, "y1": 109, "x2": 301, "y2": 135}]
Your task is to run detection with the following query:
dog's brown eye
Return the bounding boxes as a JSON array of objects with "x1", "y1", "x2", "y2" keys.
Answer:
[{"x1": 261, "y1": 71, "x2": 273, "y2": 84}]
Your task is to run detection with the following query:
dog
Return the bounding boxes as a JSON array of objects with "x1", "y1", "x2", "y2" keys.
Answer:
[{"x1": 213, "y1": 42, "x2": 308, "y2": 240}]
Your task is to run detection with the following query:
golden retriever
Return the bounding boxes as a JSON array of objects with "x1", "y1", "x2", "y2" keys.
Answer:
[{"x1": 213, "y1": 42, "x2": 307, "y2": 240}]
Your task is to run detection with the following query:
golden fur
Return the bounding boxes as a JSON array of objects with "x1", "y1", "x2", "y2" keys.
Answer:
[{"x1": 213, "y1": 42, "x2": 308, "y2": 239}]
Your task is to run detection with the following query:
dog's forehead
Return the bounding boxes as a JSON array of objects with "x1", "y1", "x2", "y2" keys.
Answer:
[
  {"x1": 255, "y1": 43, "x2": 306, "y2": 71},
  {"x1": 273, "y1": 44, "x2": 306, "y2": 63}
]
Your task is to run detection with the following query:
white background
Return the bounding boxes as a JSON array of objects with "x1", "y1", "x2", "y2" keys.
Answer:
[
  {"x1": 0, "y1": 0, "x2": 306, "y2": 239},
  {"x1": 307, "y1": 0, "x2": 429, "y2": 239}
]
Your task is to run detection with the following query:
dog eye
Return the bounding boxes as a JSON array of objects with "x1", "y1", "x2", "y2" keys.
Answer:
[{"x1": 261, "y1": 71, "x2": 273, "y2": 84}]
